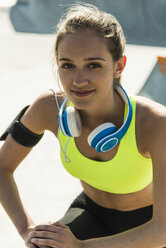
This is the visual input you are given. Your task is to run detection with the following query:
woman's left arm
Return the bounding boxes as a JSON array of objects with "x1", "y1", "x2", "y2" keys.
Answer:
[{"x1": 28, "y1": 216, "x2": 163, "y2": 248}]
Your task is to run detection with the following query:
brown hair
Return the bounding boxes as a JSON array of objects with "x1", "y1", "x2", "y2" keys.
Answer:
[{"x1": 54, "y1": 3, "x2": 126, "y2": 84}]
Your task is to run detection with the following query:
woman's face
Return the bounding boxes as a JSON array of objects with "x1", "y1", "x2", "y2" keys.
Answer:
[{"x1": 57, "y1": 29, "x2": 123, "y2": 110}]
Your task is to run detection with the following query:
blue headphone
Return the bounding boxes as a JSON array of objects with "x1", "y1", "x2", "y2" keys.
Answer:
[{"x1": 58, "y1": 85, "x2": 132, "y2": 153}]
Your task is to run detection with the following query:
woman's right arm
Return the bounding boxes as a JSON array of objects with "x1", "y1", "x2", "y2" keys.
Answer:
[
  {"x1": 0, "y1": 90, "x2": 60, "y2": 247},
  {"x1": 0, "y1": 135, "x2": 36, "y2": 244}
]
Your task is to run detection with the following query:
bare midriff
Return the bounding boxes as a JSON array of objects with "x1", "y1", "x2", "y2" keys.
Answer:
[{"x1": 81, "y1": 180, "x2": 153, "y2": 211}]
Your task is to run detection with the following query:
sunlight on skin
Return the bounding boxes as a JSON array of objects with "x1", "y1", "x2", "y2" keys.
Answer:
[{"x1": 158, "y1": 56, "x2": 166, "y2": 74}]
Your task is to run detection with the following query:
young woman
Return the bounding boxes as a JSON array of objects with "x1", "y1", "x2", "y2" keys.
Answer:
[{"x1": 0, "y1": 3, "x2": 166, "y2": 248}]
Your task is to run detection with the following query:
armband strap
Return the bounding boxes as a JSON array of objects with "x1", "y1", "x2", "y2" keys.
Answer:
[
  {"x1": 0, "y1": 105, "x2": 44, "y2": 147},
  {"x1": 10, "y1": 120, "x2": 44, "y2": 147}
]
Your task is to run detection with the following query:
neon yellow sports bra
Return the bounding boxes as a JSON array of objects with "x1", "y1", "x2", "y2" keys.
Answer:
[{"x1": 58, "y1": 96, "x2": 152, "y2": 194}]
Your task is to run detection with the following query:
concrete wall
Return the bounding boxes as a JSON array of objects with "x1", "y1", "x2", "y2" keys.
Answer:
[{"x1": 10, "y1": 0, "x2": 166, "y2": 47}]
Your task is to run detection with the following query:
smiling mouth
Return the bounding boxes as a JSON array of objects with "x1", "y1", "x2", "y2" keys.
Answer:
[{"x1": 71, "y1": 89, "x2": 95, "y2": 97}]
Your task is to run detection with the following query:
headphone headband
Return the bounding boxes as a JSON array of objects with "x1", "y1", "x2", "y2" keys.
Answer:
[{"x1": 113, "y1": 85, "x2": 133, "y2": 140}]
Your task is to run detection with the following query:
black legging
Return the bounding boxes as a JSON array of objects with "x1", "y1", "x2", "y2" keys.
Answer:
[{"x1": 60, "y1": 192, "x2": 153, "y2": 240}]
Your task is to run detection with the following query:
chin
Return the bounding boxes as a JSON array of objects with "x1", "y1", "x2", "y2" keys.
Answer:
[
  {"x1": 72, "y1": 99, "x2": 94, "y2": 110},
  {"x1": 74, "y1": 102, "x2": 91, "y2": 110}
]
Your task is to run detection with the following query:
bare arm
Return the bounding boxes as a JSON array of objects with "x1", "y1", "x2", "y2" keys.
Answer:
[
  {"x1": 0, "y1": 135, "x2": 34, "y2": 237},
  {"x1": 0, "y1": 90, "x2": 59, "y2": 245}
]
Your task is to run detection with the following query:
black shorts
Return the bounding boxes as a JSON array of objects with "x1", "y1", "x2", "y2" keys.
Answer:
[{"x1": 60, "y1": 191, "x2": 153, "y2": 240}]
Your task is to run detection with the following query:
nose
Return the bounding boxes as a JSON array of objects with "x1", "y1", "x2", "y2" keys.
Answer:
[{"x1": 73, "y1": 70, "x2": 88, "y2": 87}]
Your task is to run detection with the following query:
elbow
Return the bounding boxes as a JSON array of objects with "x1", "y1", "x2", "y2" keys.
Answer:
[
  {"x1": 0, "y1": 165, "x2": 14, "y2": 178},
  {"x1": 0, "y1": 156, "x2": 15, "y2": 175}
]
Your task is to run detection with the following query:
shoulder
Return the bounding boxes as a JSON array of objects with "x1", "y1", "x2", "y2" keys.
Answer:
[
  {"x1": 21, "y1": 90, "x2": 65, "y2": 136},
  {"x1": 135, "y1": 95, "x2": 166, "y2": 123},
  {"x1": 134, "y1": 95, "x2": 166, "y2": 157},
  {"x1": 135, "y1": 95, "x2": 166, "y2": 128}
]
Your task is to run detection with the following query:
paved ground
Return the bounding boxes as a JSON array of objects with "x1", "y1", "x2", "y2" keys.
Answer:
[{"x1": 0, "y1": 3, "x2": 166, "y2": 248}]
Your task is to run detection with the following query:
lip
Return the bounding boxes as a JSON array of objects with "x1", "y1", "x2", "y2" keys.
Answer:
[{"x1": 71, "y1": 89, "x2": 95, "y2": 97}]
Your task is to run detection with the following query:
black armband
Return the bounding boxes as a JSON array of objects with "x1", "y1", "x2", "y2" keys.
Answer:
[
  {"x1": 10, "y1": 121, "x2": 44, "y2": 147},
  {"x1": 0, "y1": 105, "x2": 44, "y2": 147}
]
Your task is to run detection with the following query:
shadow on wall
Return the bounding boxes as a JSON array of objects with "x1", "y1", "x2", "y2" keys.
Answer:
[
  {"x1": 138, "y1": 57, "x2": 166, "y2": 106},
  {"x1": 10, "y1": 0, "x2": 166, "y2": 47}
]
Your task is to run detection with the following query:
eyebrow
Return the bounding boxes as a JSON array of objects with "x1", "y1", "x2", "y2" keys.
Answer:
[{"x1": 58, "y1": 57, "x2": 106, "y2": 62}]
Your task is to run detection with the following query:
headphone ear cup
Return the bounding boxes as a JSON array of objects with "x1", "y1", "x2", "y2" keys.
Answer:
[
  {"x1": 65, "y1": 106, "x2": 82, "y2": 137},
  {"x1": 59, "y1": 97, "x2": 82, "y2": 137},
  {"x1": 88, "y1": 123, "x2": 118, "y2": 152}
]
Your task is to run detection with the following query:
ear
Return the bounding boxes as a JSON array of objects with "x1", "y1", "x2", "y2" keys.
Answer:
[{"x1": 113, "y1": 55, "x2": 127, "y2": 78}]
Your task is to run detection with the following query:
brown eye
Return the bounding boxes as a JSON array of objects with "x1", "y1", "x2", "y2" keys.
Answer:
[
  {"x1": 88, "y1": 63, "x2": 101, "y2": 69},
  {"x1": 61, "y1": 63, "x2": 75, "y2": 70}
]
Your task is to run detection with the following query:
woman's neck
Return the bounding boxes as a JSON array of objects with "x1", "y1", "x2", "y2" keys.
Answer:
[{"x1": 79, "y1": 90, "x2": 125, "y2": 130}]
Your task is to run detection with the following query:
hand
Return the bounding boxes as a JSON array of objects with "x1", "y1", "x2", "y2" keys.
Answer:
[{"x1": 29, "y1": 221, "x2": 83, "y2": 248}]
